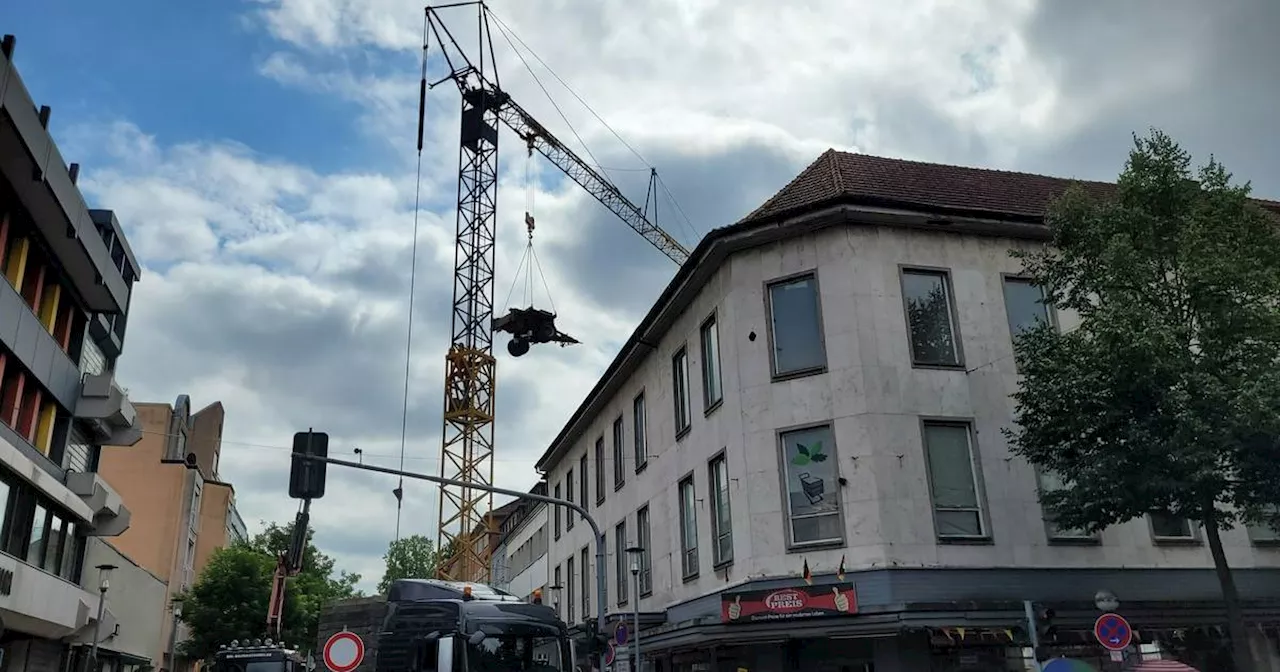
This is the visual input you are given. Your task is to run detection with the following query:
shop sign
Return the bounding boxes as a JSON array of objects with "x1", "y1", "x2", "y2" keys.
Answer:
[{"x1": 720, "y1": 583, "x2": 857, "y2": 623}]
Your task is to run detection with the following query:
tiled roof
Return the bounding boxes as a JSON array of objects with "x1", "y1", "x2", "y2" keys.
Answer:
[{"x1": 739, "y1": 149, "x2": 1280, "y2": 225}]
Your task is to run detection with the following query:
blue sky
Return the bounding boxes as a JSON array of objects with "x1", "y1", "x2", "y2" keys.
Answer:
[
  {"x1": 7, "y1": 0, "x2": 1278, "y2": 594},
  {"x1": 7, "y1": 1, "x2": 389, "y2": 174}
]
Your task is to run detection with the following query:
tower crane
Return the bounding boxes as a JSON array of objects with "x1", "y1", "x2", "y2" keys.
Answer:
[{"x1": 419, "y1": 2, "x2": 690, "y2": 582}]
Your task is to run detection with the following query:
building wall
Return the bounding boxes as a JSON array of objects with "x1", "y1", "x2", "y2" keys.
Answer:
[
  {"x1": 543, "y1": 223, "x2": 1280, "y2": 616},
  {"x1": 500, "y1": 504, "x2": 549, "y2": 601},
  {"x1": 195, "y1": 483, "x2": 233, "y2": 573},
  {"x1": 99, "y1": 404, "x2": 186, "y2": 581},
  {"x1": 80, "y1": 537, "x2": 169, "y2": 665}
]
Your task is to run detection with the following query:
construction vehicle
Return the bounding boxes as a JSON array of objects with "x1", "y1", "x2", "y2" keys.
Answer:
[
  {"x1": 211, "y1": 639, "x2": 307, "y2": 672},
  {"x1": 315, "y1": 580, "x2": 571, "y2": 672},
  {"x1": 419, "y1": 2, "x2": 690, "y2": 582}
]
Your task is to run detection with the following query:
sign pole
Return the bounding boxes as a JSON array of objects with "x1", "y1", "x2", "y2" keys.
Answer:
[{"x1": 1023, "y1": 600, "x2": 1043, "y2": 672}]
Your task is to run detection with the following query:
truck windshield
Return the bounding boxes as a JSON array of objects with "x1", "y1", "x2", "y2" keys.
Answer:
[
  {"x1": 218, "y1": 661, "x2": 289, "y2": 672},
  {"x1": 466, "y1": 634, "x2": 568, "y2": 672}
]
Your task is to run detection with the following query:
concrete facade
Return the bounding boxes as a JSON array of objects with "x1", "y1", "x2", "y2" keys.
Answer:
[
  {"x1": 73, "y1": 538, "x2": 169, "y2": 668},
  {"x1": 1, "y1": 32, "x2": 146, "y2": 671},
  {"x1": 532, "y1": 151, "x2": 1280, "y2": 671}
]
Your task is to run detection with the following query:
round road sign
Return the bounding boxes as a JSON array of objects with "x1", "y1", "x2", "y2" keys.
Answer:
[
  {"x1": 1093, "y1": 613, "x2": 1133, "y2": 651},
  {"x1": 604, "y1": 642, "x2": 616, "y2": 666},
  {"x1": 614, "y1": 622, "x2": 629, "y2": 646},
  {"x1": 323, "y1": 631, "x2": 365, "y2": 672}
]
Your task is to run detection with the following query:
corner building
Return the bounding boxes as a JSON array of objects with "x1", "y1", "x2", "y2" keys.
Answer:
[
  {"x1": 1, "y1": 34, "x2": 144, "y2": 668},
  {"x1": 537, "y1": 151, "x2": 1280, "y2": 671}
]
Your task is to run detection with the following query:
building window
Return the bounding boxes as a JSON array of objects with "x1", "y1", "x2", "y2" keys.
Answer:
[
  {"x1": 678, "y1": 476, "x2": 699, "y2": 579},
  {"x1": 553, "y1": 565, "x2": 562, "y2": 618},
  {"x1": 0, "y1": 477, "x2": 11, "y2": 548},
  {"x1": 579, "y1": 454, "x2": 589, "y2": 514},
  {"x1": 922, "y1": 422, "x2": 987, "y2": 539},
  {"x1": 612, "y1": 417, "x2": 626, "y2": 489},
  {"x1": 594, "y1": 437, "x2": 606, "y2": 504},
  {"x1": 60, "y1": 522, "x2": 81, "y2": 580},
  {"x1": 565, "y1": 469, "x2": 575, "y2": 531},
  {"x1": 580, "y1": 546, "x2": 591, "y2": 618},
  {"x1": 63, "y1": 425, "x2": 93, "y2": 473},
  {"x1": 79, "y1": 338, "x2": 107, "y2": 376},
  {"x1": 1035, "y1": 470, "x2": 1095, "y2": 541},
  {"x1": 902, "y1": 268, "x2": 963, "y2": 367},
  {"x1": 614, "y1": 521, "x2": 628, "y2": 605},
  {"x1": 700, "y1": 314, "x2": 723, "y2": 411},
  {"x1": 1003, "y1": 277, "x2": 1053, "y2": 339},
  {"x1": 766, "y1": 273, "x2": 826, "y2": 376},
  {"x1": 566, "y1": 555, "x2": 576, "y2": 624},
  {"x1": 1149, "y1": 514, "x2": 1197, "y2": 542},
  {"x1": 672, "y1": 347, "x2": 691, "y2": 436},
  {"x1": 779, "y1": 425, "x2": 843, "y2": 546},
  {"x1": 709, "y1": 454, "x2": 733, "y2": 566},
  {"x1": 553, "y1": 483, "x2": 562, "y2": 540},
  {"x1": 636, "y1": 505, "x2": 652, "y2": 595},
  {"x1": 633, "y1": 392, "x2": 648, "y2": 472},
  {"x1": 26, "y1": 503, "x2": 48, "y2": 565},
  {"x1": 1247, "y1": 512, "x2": 1280, "y2": 544}
]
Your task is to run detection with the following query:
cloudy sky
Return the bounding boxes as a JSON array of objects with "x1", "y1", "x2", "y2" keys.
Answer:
[{"x1": 8, "y1": 0, "x2": 1278, "y2": 592}]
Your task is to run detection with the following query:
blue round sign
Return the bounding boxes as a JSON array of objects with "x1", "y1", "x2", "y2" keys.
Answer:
[
  {"x1": 614, "y1": 622, "x2": 628, "y2": 646},
  {"x1": 1093, "y1": 613, "x2": 1133, "y2": 651}
]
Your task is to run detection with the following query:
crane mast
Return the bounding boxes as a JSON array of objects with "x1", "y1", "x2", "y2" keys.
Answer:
[{"x1": 423, "y1": 3, "x2": 689, "y2": 582}]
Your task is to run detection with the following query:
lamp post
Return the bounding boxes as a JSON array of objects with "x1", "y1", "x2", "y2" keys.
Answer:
[
  {"x1": 625, "y1": 546, "x2": 644, "y2": 672},
  {"x1": 89, "y1": 564, "x2": 118, "y2": 672},
  {"x1": 1094, "y1": 589, "x2": 1120, "y2": 613},
  {"x1": 548, "y1": 583, "x2": 564, "y2": 621},
  {"x1": 168, "y1": 595, "x2": 186, "y2": 672}
]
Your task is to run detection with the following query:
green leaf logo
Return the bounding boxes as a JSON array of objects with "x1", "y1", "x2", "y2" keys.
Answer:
[{"x1": 792, "y1": 441, "x2": 825, "y2": 466}]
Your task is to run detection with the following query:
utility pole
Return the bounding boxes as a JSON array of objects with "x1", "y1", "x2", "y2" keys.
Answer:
[
  {"x1": 1023, "y1": 600, "x2": 1043, "y2": 672},
  {"x1": 291, "y1": 451, "x2": 610, "y2": 672}
]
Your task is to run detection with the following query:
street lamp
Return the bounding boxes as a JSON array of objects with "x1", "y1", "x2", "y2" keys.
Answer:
[
  {"x1": 1095, "y1": 589, "x2": 1120, "y2": 613},
  {"x1": 625, "y1": 546, "x2": 645, "y2": 672},
  {"x1": 168, "y1": 594, "x2": 186, "y2": 672},
  {"x1": 547, "y1": 583, "x2": 564, "y2": 620},
  {"x1": 90, "y1": 564, "x2": 118, "y2": 672}
]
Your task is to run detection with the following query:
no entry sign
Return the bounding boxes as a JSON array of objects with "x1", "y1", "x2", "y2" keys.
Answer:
[
  {"x1": 1093, "y1": 613, "x2": 1133, "y2": 651},
  {"x1": 323, "y1": 631, "x2": 365, "y2": 672}
]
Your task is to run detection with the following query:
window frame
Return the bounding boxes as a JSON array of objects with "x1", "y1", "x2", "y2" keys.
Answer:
[
  {"x1": 700, "y1": 312, "x2": 723, "y2": 414},
  {"x1": 764, "y1": 271, "x2": 828, "y2": 380},
  {"x1": 1034, "y1": 468, "x2": 1100, "y2": 544},
  {"x1": 612, "y1": 416, "x2": 626, "y2": 491},
  {"x1": 553, "y1": 482, "x2": 562, "y2": 541},
  {"x1": 565, "y1": 468, "x2": 575, "y2": 531},
  {"x1": 678, "y1": 473, "x2": 700, "y2": 581},
  {"x1": 898, "y1": 265, "x2": 966, "y2": 369},
  {"x1": 1000, "y1": 274, "x2": 1058, "y2": 368},
  {"x1": 919, "y1": 419, "x2": 991, "y2": 542},
  {"x1": 566, "y1": 554, "x2": 576, "y2": 624},
  {"x1": 776, "y1": 422, "x2": 847, "y2": 550},
  {"x1": 708, "y1": 451, "x2": 733, "y2": 567},
  {"x1": 594, "y1": 437, "x2": 606, "y2": 505},
  {"x1": 614, "y1": 520, "x2": 629, "y2": 606},
  {"x1": 636, "y1": 504, "x2": 653, "y2": 596},
  {"x1": 633, "y1": 391, "x2": 648, "y2": 474},
  {"x1": 579, "y1": 454, "x2": 589, "y2": 515},
  {"x1": 672, "y1": 346, "x2": 692, "y2": 439},
  {"x1": 580, "y1": 546, "x2": 591, "y2": 618},
  {"x1": 1147, "y1": 513, "x2": 1201, "y2": 545}
]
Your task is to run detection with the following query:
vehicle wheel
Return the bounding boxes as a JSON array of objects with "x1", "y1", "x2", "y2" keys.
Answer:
[{"x1": 508, "y1": 338, "x2": 531, "y2": 357}]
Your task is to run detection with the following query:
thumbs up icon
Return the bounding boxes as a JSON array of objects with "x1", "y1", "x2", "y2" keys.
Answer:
[
  {"x1": 728, "y1": 595, "x2": 742, "y2": 620},
  {"x1": 833, "y1": 587, "x2": 850, "y2": 613}
]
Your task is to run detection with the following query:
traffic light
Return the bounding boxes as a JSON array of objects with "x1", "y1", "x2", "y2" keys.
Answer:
[
  {"x1": 1030, "y1": 604, "x2": 1057, "y2": 661},
  {"x1": 289, "y1": 431, "x2": 329, "y2": 499}
]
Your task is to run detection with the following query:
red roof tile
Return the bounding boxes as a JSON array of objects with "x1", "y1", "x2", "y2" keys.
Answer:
[{"x1": 739, "y1": 149, "x2": 1280, "y2": 225}]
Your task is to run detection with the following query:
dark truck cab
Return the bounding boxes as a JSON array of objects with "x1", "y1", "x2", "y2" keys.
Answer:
[
  {"x1": 376, "y1": 580, "x2": 572, "y2": 672},
  {"x1": 212, "y1": 641, "x2": 306, "y2": 672}
]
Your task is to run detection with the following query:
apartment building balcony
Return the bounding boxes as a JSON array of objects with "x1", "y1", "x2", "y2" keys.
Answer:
[
  {"x1": 76, "y1": 371, "x2": 142, "y2": 447},
  {"x1": 0, "y1": 36, "x2": 133, "y2": 314},
  {"x1": 65, "y1": 471, "x2": 132, "y2": 537},
  {"x1": 0, "y1": 552, "x2": 101, "y2": 639}
]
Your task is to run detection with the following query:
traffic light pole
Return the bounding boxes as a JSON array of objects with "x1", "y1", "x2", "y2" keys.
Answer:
[
  {"x1": 1023, "y1": 600, "x2": 1043, "y2": 672},
  {"x1": 292, "y1": 453, "x2": 610, "y2": 671}
]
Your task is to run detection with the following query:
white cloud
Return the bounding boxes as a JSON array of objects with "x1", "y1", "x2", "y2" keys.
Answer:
[{"x1": 55, "y1": 0, "x2": 1279, "y2": 594}]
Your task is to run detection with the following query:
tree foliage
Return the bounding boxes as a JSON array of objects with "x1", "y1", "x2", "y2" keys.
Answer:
[
  {"x1": 1006, "y1": 130, "x2": 1280, "y2": 669},
  {"x1": 177, "y1": 521, "x2": 362, "y2": 661},
  {"x1": 378, "y1": 534, "x2": 440, "y2": 594}
]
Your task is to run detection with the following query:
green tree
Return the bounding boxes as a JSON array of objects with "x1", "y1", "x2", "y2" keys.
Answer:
[
  {"x1": 378, "y1": 534, "x2": 440, "y2": 594},
  {"x1": 177, "y1": 521, "x2": 362, "y2": 661},
  {"x1": 1006, "y1": 130, "x2": 1280, "y2": 672}
]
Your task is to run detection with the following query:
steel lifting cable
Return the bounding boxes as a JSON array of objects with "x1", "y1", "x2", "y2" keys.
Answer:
[{"x1": 502, "y1": 138, "x2": 557, "y2": 314}]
